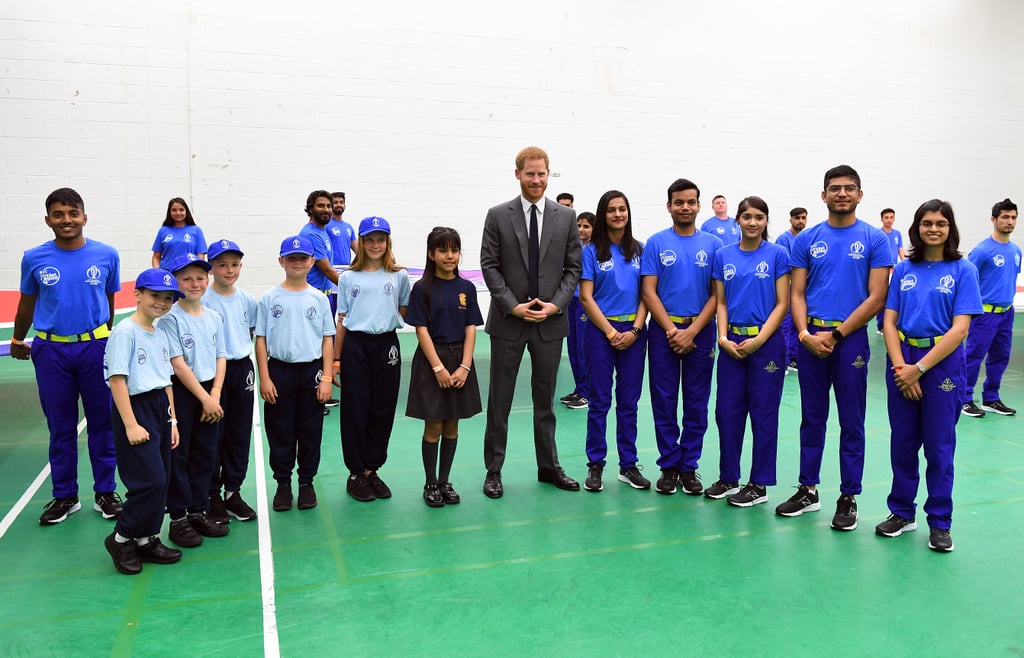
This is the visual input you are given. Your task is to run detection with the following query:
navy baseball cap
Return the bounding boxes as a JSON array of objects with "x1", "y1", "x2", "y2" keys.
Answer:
[
  {"x1": 207, "y1": 238, "x2": 244, "y2": 260},
  {"x1": 358, "y1": 216, "x2": 391, "y2": 236},
  {"x1": 280, "y1": 235, "x2": 314, "y2": 256},
  {"x1": 135, "y1": 268, "x2": 183, "y2": 300},
  {"x1": 166, "y1": 253, "x2": 213, "y2": 274}
]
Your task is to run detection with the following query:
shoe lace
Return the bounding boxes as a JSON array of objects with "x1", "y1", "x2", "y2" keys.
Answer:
[
  {"x1": 99, "y1": 492, "x2": 124, "y2": 506},
  {"x1": 43, "y1": 497, "x2": 72, "y2": 511}
]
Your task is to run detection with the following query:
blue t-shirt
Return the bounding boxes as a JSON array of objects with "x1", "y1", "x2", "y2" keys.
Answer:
[
  {"x1": 298, "y1": 222, "x2": 335, "y2": 292},
  {"x1": 967, "y1": 237, "x2": 1022, "y2": 306},
  {"x1": 641, "y1": 228, "x2": 722, "y2": 316},
  {"x1": 790, "y1": 219, "x2": 893, "y2": 321},
  {"x1": 105, "y1": 318, "x2": 173, "y2": 396},
  {"x1": 337, "y1": 269, "x2": 411, "y2": 333},
  {"x1": 202, "y1": 287, "x2": 257, "y2": 360},
  {"x1": 581, "y1": 242, "x2": 644, "y2": 318},
  {"x1": 775, "y1": 230, "x2": 799, "y2": 256},
  {"x1": 886, "y1": 259, "x2": 983, "y2": 337},
  {"x1": 152, "y1": 225, "x2": 208, "y2": 264},
  {"x1": 712, "y1": 241, "x2": 790, "y2": 326},
  {"x1": 20, "y1": 239, "x2": 120, "y2": 335},
  {"x1": 883, "y1": 229, "x2": 903, "y2": 264},
  {"x1": 327, "y1": 219, "x2": 356, "y2": 267},
  {"x1": 700, "y1": 217, "x2": 739, "y2": 244},
  {"x1": 405, "y1": 276, "x2": 484, "y2": 344},
  {"x1": 255, "y1": 285, "x2": 335, "y2": 363},
  {"x1": 158, "y1": 305, "x2": 227, "y2": 382}
]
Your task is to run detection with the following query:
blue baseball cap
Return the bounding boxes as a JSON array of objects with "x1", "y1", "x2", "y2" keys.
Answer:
[
  {"x1": 166, "y1": 253, "x2": 213, "y2": 274},
  {"x1": 207, "y1": 238, "x2": 244, "y2": 260},
  {"x1": 135, "y1": 268, "x2": 183, "y2": 300},
  {"x1": 280, "y1": 235, "x2": 314, "y2": 256},
  {"x1": 358, "y1": 216, "x2": 391, "y2": 236}
]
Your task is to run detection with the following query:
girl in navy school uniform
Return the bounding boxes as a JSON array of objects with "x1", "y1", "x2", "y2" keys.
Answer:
[
  {"x1": 405, "y1": 227, "x2": 484, "y2": 507},
  {"x1": 152, "y1": 197, "x2": 208, "y2": 268},
  {"x1": 578, "y1": 192, "x2": 650, "y2": 492},
  {"x1": 875, "y1": 199, "x2": 982, "y2": 553},
  {"x1": 708, "y1": 196, "x2": 790, "y2": 507},
  {"x1": 334, "y1": 217, "x2": 411, "y2": 503}
]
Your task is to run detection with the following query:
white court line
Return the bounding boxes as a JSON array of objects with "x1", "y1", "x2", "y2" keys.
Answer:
[
  {"x1": 251, "y1": 393, "x2": 280, "y2": 657},
  {"x1": 0, "y1": 418, "x2": 86, "y2": 540}
]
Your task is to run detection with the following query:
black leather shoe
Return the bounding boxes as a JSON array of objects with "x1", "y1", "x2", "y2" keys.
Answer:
[
  {"x1": 423, "y1": 483, "x2": 445, "y2": 508},
  {"x1": 189, "y1": 512, "x2": 229, "y2": 538},
  {"x1": 438, "y1": 482, "x2": 461, "y2": 504},
  {"x1": 136, "y1": 538, "x2": 182, "y2": 564},
  {"x1": 538, "y1": 467, "x2": 580, "y2": 491},
  {"x1": 297, "y1": 484, "x2": 317, "y2": 509},
  {"x1": 483, "y1": 471, "x2": 503, "y2": 499},
  {"x1": 105, "y1": 532, "x2": 142, "y2": 575}
]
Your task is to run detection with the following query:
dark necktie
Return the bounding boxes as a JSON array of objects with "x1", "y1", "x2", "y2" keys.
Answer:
[{"x1": 528, "y1": 204, "x2": 540, "y2": 300}]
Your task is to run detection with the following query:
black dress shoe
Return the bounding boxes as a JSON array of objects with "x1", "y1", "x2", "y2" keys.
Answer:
[
  {"x1": 105, "y1": 532, "x2": 142, "y2": 575},
  {"x1": 136, "y1": 538, "x2": 182, "y2": 564},
  {"x1": 538, "y1": 467, "x2": 580, "y2": 491},
  {"x1": 483, "y1": 471, "x2": 503, "y2": 499}
]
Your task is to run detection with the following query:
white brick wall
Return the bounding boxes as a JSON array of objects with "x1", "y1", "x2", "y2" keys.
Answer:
[{"x1": 2, "y1": 0, "x2": 1021, "y2": 293}]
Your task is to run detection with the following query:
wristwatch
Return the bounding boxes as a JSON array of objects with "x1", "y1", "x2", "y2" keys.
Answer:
[
  {"x1": 630, "y1": 327, "x2": 641, "y2": 337},
  {"x1": 916, "y1": 362, "x2": 927, "y2": 374},
  {"x1": 831, "y1": 328, "x2": 844, "y2": 342}
]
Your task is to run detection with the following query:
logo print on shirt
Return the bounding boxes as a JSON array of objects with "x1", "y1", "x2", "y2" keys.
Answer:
[
  {"x1": 331, "y1": 227, "x2": 340, "y2": 236},
  {"x1": 936, "y1": 275, "x2": 955, "y2": 294},
  {"x1": 715, "y1": 227, "x2": 725, "y2": 235},
  {"x1": 184, "y1": 234, "x2": 193, "y2": 243},
  {"x1": 351, "y1": 285, "x2": 361, "y2": 298},
  {"x1": 458, "y1": 293, "x2": 468, "y2": 310},
  {"x1": 993, "y1": 254, "x2": 1005, "y2": 267},
  {"x1": 136, "y1": 348, "x2": 148, "y2": 365},
  {"x1": 39, "y1": 266, "x2": 61, "y2": 286},
  {"x1": 598, "y1": 259, "x2": 614, "y2": 272},
  {"x1": 940, "y1": 378, "x2": 956, "y2": 392},
  {"x1": 810, "y1": 241, "x2": 828, "y2": 259},
  {"x1": 163, "y1": 235, "x2": 173, "y2": 243},
  {"x1": 659, "y1": 250, "x2": 677, "y2": 266},
  {"x1": 306, "y1": 306, "x2": 318, "y2": 319},
  {"x1": 755, "y1": 261, "x2": 770, "y2": 279},
  {"x1": 181, "y1": 333, "x2": 195, "y2": 350},
  {"x1": 384, "y1": 282, "x2": 394, "y2": 294},
  {"x1": 694, "y1": 250, "x2": 709, "y2": 267},
  {"x1": 162, "y1": 348, "x2": 169, "y2": 363},
  {"x1": 271, "y1": 304, "x2": 284, "y2": 318},
  {"x1": 723, "y1": 264, "x2": 737, "y2": 281},
  {"x1": 900, "y1": 274, "x2": 918, "y2": 291},
  {"x1": 387, "y1": 346, "x2": 400, "y2": 366},
  {"x1": 85, "y1": 265, "x2": 102, "y2": 285},
  {"x1": 848, "y1": 241, "x2": 866, "y2": 260}
]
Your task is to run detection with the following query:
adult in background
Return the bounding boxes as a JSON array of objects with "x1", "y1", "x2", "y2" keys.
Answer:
[
  {"x1": 700, "y1": 194, "x2": 739, "y2": 244},
  {"x1": 775, "y1": 207, "x2": 807, "y2": 372},
  {"x1": 480, "y1": 146, "x2": 582, "y2": 498},
  {"x1": 875, "y1": 207, "x2": 906, "y2": 333},
  {"x1": 11, "y1": 188, "x2": 122, "y2": 524}
]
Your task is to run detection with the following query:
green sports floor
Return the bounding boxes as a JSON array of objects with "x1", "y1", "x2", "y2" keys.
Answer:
[{"x1": 1, "y1": 328, "x2": 1022, "y2": 657}]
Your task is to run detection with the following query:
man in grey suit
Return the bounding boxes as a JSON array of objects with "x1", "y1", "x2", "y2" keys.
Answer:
[{"x1": 480, "y1": 146, "x2": 582, "y2": 498}]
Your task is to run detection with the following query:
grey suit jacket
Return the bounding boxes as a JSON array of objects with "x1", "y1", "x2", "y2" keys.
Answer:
[{"x1": 480, "y1": 197, "x2": 582, "y2": 341}]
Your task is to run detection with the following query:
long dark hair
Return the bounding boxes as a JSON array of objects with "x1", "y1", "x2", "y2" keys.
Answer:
[
  {"x1": 907, "y1": 199, "x2": 962, "y2": 263},
  {"x1": 419, "y1": 226, "x2": 462, "y2": 321},
  {"x1": 736, "y1": 196, "x2": 770, "y2": 241},
  {"x1": 162, "y1": 197, "x2": 196, "y2": 227},
  {"x1": 592, "y1": 190, "x2": 642, "y2": 263}
]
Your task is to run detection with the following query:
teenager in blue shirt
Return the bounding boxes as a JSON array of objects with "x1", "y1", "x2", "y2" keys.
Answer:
[
  {"x1": 579, "y1": 191, "x2": 649, "y2": 492},
  {"x1": 776, "y1": 165, "x2": 892, "y2": 530},
  {"x1": 775, "y1": 207, "x2": 807, "y2": 372},
  {"x1": 152, "y1": 198, "x2": 207, "y2": 268},
  {"x1": 875, "y1": 199, "x2": 982, "y2": 553},
  {"x1": 708, "y1": 196, "x2": 790, "y2": 507},
  {"x1": 641, "y1": 178, "x2": 723, "y2": 496},
  {"x1": 12, "y1": 188, "x2": 122, "y2": 525},
  {"x1": 875, "y1": 207, "x2": 906, "y2": 332},
  {"x1": 961, "y1": 198, "x2": 1020, "y2": 418}
]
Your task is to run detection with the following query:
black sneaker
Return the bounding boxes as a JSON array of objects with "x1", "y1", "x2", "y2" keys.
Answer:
[
  {"x1": 728, "y1": 483, "x2": 768, "y2": 507},
  {"x1": 347, "y1": 474, "x2": 376, "y2": 502},
  {"x1": 105, "y1": 532, "x2": 142, "y2": 575},
  {"x1": 559, "y1": 392, "x2": 579, "y2": 405},
  {"x1": 438, "y1": 482, "x2": 461, "y2": 504},
  {"x1": 189, "y1": 512, "x2": 229, "y2": 538},
  {"x1": 831, "y1": 494, "x2": 858, "y2": 531},
  {"x1": 875, "y1": 513, "x2": 917, "y2": 537},
  {"x1": 775, "y1": 485, "x2": 820, "y2": 517},
  {"x1": 367, "y1": 472, "x2": 392, "y2": 499},
  {"x1": 136, "y1": 537, "x2": 182, "y2": 564},
  {"x1": 39, "y1": 497, "x2": 81, "y2": 525},
  {"x1": 325, "y1": 397, "x2": 340, "y2": 408},
  {"x1": 961, "y1": 401, "x2": 985, "y2": 418},
  {"x1": 618, "y1": 466, "x2": 651, "y2": 490},
  {"x1": 981, "y1": 400, "x2": 1016, "y2": 416},
  {"x1": 704, "y1": 480, "x2": 740, "y2": 499},
  {"x1": 224, "y1": 492, "x2": 257, "y2": 521},
  {"x1": 322, "y1": 407, "x2": 331, "y2": 416},
  {"x1": 565, "y1": 396, "x2": 589, "y2": 410},
  {"x1": 679, "y1": 471, "x2": 703, "y2": 495},
  {"x1": 169, "y1": 518, "x2": 203, "y2": 548},
  {"x1": 207, "y1": 493, "x2": 230, "y2": 524},
  {"x1": 656, "y1": 468, "x2": 680, "y2": 495},
  {"x1": 423, "y1": 483, "x2": 444, "y2": 508},
  {"x1": 94, "y1": 492, "x2": 123, "y2": 520},
  {"x1": 584, "y1": 464, "x2": 603, "y2": 492},
  {"x1": 928, "y1": 528, "x2": 955, "y2": 552},
  {"x1": 297, "y1": 484, "x2": 317, "y2": 510},
  {"x1": 273, "y1": 485, "x2": 294, "y2": 511}
]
